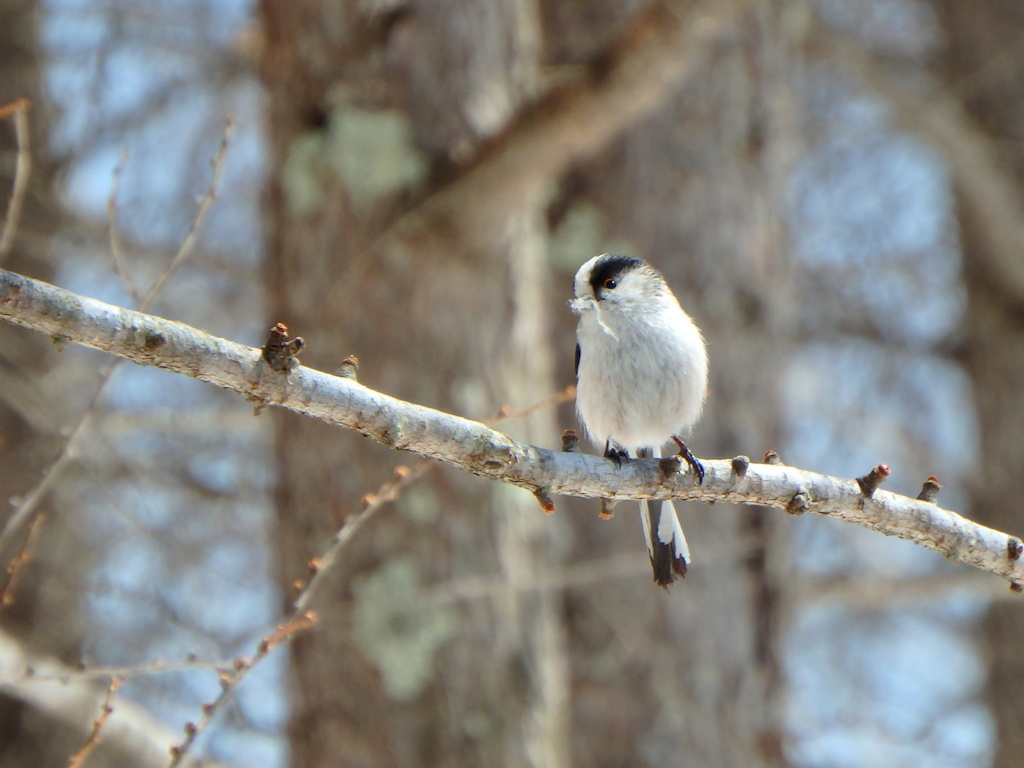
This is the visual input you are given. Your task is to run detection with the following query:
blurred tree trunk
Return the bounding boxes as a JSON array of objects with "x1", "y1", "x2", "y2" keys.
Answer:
[
  {"x1": 0, "y1": 1, "x2": 93, "y2": 766},
  {"x1": 258, "y1": 2, "x2": 567, "y2": 766},
  {"x1": 258, "y1": 1, "x2": 797, "y2": 767},
  {"x1": 0, "y1": 1, "x2": 61, "y2": 565},
  {"x1": 930, "y1": 3, "x2": 1024, "y2": 766}
]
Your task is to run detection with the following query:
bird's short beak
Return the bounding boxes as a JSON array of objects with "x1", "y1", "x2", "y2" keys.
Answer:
[{"x1": 569, "y1": 296, "x2": 595, "y2": 315}]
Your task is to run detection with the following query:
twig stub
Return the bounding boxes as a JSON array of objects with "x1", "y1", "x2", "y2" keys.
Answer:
[
  {"x1": 599, "y1": 498, "x2": 617, "y2": 520},
  {"x1": 560, "y1": 429, "x2": 580, "y2": 453},
  {"x1": 856, "y1": 464, "x2": 891, "y2": 498},
  {"x1": 534, "y1": 488, "x2": 556, "y2": 515},
  {"x1": 658, "y1": 455, "x2": 683, "y2": 475},
  {"x1": 143, "y1": 330, "x2": 166, "y2": 350},
  {"x1": 787, "y1": 490, "x2": 810, "y2": 516},
  {"x1": 1008, "y1": 537, "x2": 1023, "y2": 562},
  {"x1": 335, "y1": 355, "x2": 359, "y2": 379},
  {"x1": 917, "y1": 475, "x2": 943, "y2": 503},
  {"x1": 730, "y1": 455, "x2": 750, "y2": 478},
  {"x1": 261, "y1": 322, "x2": 304, "y2": 372}
]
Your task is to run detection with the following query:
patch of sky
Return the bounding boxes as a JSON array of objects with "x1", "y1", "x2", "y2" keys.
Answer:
[
  {"x1": 105, "y1": 364, "x2": 221, "y2": 411},
  {"x1": 155, "y1": 546, "x2": 272, "y2": 636},
  {"x1": 788, "y1": 605, "x2": 989, "y2": 768},
  {"x1": 783, "y1": 340, "x2": 978, "y2": 578},
  {"x1": 211, "y1": 727, "x2": 288, "y2": 768},
  {"x1": 782, "y1": 342, "x2": 977, "y2": 485},
  {"x1": 790, "y1": 73, "x2": 963, "y2": 348},
  {"x1": 813, "y1": 0, "x2": 941, "y2": 55},
  {"x1": 86, "y1": 478, "x2": 181, "y2": 534},
  {"x1": 186, "y1": 444, "x2": 244, "y2": 495},
  {"x1": 791, "y1": 135, "x2": 952, "y2": 266},
  {"x1": 85, "y1": 536, "x2": 165, "y2": 632}
]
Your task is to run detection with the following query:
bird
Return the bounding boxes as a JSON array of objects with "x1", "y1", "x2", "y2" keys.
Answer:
[{"x1": 570, "y1": 253, "x2": 708, "y2": 587}]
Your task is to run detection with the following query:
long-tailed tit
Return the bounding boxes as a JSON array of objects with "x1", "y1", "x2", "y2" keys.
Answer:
[{"x1": 570, "y1": 254, "x2": 708, "y2": 587}]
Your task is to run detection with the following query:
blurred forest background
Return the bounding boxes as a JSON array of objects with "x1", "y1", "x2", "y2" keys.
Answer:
[{"x1": 1, "y1": 0, "x2": 1023, "y2": 766}]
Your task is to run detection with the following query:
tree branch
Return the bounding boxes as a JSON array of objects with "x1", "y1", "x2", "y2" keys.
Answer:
[
  {"x1": 387, "y1": 0, "x2": 749, "y2": 253},
  {"x1": 0, "y1": 627, "x2": 218, "y2": 768},
  {"x1": 1, "y1": 266, "x2": 1022, "y2": 589}
]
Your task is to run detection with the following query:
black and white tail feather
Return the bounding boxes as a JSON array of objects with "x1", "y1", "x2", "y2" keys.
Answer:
[{"x1": 637, "y1": 447, "x2": 691, "y2": 585}]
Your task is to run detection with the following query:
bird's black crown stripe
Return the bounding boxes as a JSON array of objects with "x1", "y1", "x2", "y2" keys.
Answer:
[{"x1": 589, "y1": 254, "x2": 644, "y2": 296}]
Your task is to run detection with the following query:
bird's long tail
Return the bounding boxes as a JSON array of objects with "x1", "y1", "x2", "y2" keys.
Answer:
[{"x1": 638, "y1": 446, "x2": 691, "y2": 588}]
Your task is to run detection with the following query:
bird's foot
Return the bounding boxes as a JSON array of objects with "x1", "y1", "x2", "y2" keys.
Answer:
[
  {"x1": 600, "y1": 444, "x2": 629, "y2": 518},
  {"x1": 603, "y1": 441, "x2": 630, "y2": 467},
  {"x1": 672, "y1": 436, "x2": 704, "y2": 485}
]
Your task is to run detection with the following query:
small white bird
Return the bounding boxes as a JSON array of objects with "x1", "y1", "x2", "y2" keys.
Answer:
[{"x1": 570, "y1": 254, "x2": 708, "y2": 587}]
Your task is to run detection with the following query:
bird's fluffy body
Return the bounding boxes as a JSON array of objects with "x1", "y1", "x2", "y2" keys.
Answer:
[
  {"x1": 572, "y1": 255, "x2": 707, "y2": 453},
  {"x1": 571, "y1": 254, "x2": 708, "y2": 587}
]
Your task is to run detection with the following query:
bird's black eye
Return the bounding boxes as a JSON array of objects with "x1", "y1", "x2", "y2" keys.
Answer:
[{"x1": 603, "y1": 278, "x2": 617, "y2": 290}]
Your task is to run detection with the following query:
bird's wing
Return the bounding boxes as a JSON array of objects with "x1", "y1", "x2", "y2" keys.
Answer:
[{"x1": 574, "y1": 342, "x2": 581, "y2": 379}]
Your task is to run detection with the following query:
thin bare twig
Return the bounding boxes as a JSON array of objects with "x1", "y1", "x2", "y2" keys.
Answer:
[
  {"x1": 168, "y1": 375, "x2": 569, "y2": 765},
  {"x1": 174, "y1": 412, "x2": 585, "y2": 764},
  {"x1": 489, "y1": 385, "x2": 575, "y2": 425},
  {"x1": 0, "y1": 98, "x2": 32, "y2": 264},
  {"x1": 67, "y1": 676, "x2": 123, "y2": 768},
  {"x1": 0, "y1": 628, "x2": 217, "y2": 768},
  {"x1": 141, "y1": 120, "x2": 232, "y2": 311},
  {"x1": 0, "y1": 122, "x2": 233, "y2": 562},
  {"x1": 21, "y1": 656, "x2": 233, "y2": 684},
  {"x1": 165, "y1": 465, "x2": 419, "y2": 766},
  {"x1": 167, "y1": 613, "x2": 316, "y2": 768},
  {"x1": 0, "y1": 364, "x2": 118, "y2": 561},
  {"x1": 107, "y1": 146, "x2": 142, "y2": 304},
  {"x1": 293, "y1": 463, "x2": 430, "y2": 614},
  {"x1": 293, "y1": 383, "x2": 577, "y2": 613},
  {"x1": 288, "y1": 383, "x2": 577, "y2": 614},
  {"x1": 0, "y1": 513, "x2": 45, "y2": 606},
  {"x1": 0, "y1": 100, "x2": 29, "y2": 121}
]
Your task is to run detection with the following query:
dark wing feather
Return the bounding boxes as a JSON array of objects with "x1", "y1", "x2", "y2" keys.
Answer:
[{"x1": 574, "y1": 343, "x2": 581, "y2": 379}]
